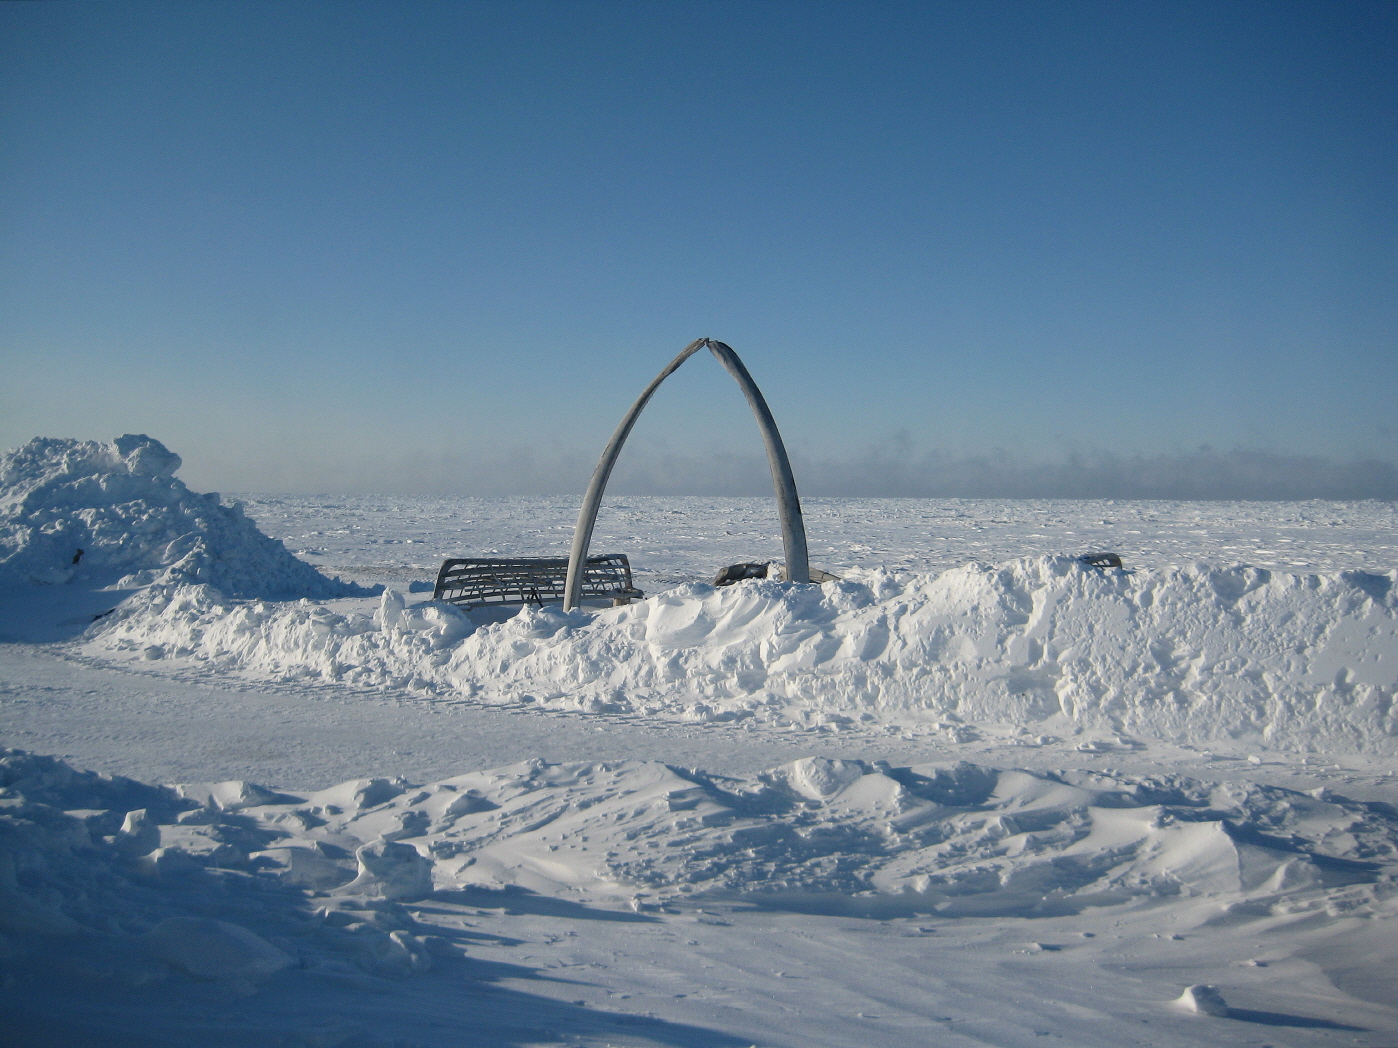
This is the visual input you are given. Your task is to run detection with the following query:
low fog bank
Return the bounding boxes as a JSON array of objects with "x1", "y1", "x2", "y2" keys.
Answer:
[
  {"x1": 797, "y1": 445, "x2": 1398, "y2": 501},
  {"x1": 191, "y1": 442, "x2": 1398, "y2": 500}
]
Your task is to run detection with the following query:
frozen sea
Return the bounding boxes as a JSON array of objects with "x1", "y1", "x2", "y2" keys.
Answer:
[{"x1": 238, "y1": 493, "x2": 1398, "y2": 592}]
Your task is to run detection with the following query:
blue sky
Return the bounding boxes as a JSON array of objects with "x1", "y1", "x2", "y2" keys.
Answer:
[{"x1": 2, "y1": 1, "x2": 1395, "y2": 496}]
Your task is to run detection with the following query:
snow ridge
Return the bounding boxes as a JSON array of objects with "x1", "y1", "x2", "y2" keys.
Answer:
[
  {"x1": 88, "y1": 556, "x2": 1398, "y2": 753},
  {"x1": 0, "y1": 435, "x2": 368, "y2": 598}
]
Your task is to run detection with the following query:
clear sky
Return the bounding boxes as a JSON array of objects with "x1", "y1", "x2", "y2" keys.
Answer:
[{"x1": 2, "y1": 1, "x2": 1395, "y2": 497}]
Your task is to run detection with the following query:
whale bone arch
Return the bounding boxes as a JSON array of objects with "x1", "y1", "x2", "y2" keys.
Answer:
[{"x1": 563, "y1": 338, "x2": 810, "y2": 610}]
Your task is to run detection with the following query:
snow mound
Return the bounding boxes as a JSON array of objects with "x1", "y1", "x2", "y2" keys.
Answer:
[
  {"x1": 0, "y1": 435, "x2": 367, "y2": 597},
  {"x1": 1175, "y1": 984, "x2": 1230, "y2": 1016},
  {"x1": 89, "y1": 557, "x2": 1398, "y2": 753}
]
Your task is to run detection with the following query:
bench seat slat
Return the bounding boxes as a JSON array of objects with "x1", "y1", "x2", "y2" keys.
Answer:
[{"x1": 434, "y1": 554, "x2": 642, "y2": 608}]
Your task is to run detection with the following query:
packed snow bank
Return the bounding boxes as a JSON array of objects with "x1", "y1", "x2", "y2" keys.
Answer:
[
  {"x1": 88, "y1": 557, "x2": 1398, "y2": 753},
  {"x1": 0, "y1": 435, "x2": 367, "y2": 598}
]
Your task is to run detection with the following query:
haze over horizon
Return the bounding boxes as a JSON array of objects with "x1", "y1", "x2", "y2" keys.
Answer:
[{"x1": 2, "y1": 1, "x2": 1395, "y2": 499}]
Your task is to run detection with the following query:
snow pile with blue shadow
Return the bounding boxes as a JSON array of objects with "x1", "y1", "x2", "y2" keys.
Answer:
[{"x1": 0, "y1": 435, "x2": 368, "y2": 598}]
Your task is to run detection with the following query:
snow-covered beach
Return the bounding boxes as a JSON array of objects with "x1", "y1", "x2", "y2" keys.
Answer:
[{"x1": 2, "y1": 437, "x2": 1396, "y2": 1047}]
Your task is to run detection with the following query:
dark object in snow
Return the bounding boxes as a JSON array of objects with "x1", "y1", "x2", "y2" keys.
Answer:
[
  {"x1": 71, "y1": 548, "x2": 84, "y2": 565},
  {"x1": 1079, "y1": 552, "x2": 1123, "y2": 569},
  {"x1": 435, "y1": 554, "x2": 643, "y2": 608},
  {"x1": 714, "y1": 562, "x2": 842, "y2": 586},
  {"x1": 714, "y1": 562, "x2": 770, "y2": 587}
]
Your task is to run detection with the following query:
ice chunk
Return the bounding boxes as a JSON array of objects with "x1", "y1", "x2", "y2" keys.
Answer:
[
  {"x1": 111, "y1": 434, "x2": 181, "y2": 478},
  {"x1": 252, "y1": 844, "x2": 355, "y2": 890},
  {"x1": 175, "y1": 780, "x2": 284, "y2": 812},
  {"x1": 778, "y1": 757, "x2": 868, "y2": 800},
  {"x1": 1174, "y1": 984, "x2": 1230, "y2": 1016},
  {"x1": 113, "y1": 808, "x2": 160, "y2": 857},
  {"x1": 336, "y1": 839, "x2": 434, "y2": 900}
]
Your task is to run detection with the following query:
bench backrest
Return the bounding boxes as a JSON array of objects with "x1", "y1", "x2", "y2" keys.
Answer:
[{"x1": 434, "y1": 554, "x2": 641, "y2": 608}]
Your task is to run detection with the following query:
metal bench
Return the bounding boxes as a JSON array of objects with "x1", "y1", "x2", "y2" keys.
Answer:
[{"x1": 433, "y1": 554, "x2": 644, "y2": 609}]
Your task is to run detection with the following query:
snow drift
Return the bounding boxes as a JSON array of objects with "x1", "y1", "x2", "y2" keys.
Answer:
[
  {"x1": 0, "y1": 435, "x2": 366, "y2": 598},
  {"x1": 0, "y1": 750, "x2": 439, "y2": 995},
  {"x1": 371, "y1": 754, "x2": 1398, "y2": 916},
  {"x1": 89, "y1": 557, "x2": 1398, "y2": 753},
  {"x1": 3, "y1": 746, "x2": 1394, "y2": 1001}
]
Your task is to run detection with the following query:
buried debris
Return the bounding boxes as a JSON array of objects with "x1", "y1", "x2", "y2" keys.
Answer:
[
  {"x1": 714, "y1": 562, "x2": 771, "y2": 586},
  {"x1": 714, "y1": 562, "x2": 841, "y2": 586}
]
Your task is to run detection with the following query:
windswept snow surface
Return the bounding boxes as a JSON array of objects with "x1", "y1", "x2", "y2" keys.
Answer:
[
  {"x1": 3, "y1": 441, "x2": 1398, "y2": 1045},
  {"x1": 2, "y1": 747, "x2": 1397, "y2": 1046},
  {"x1": 0, "y1": 436, "x2": 367, "y2": 598}
]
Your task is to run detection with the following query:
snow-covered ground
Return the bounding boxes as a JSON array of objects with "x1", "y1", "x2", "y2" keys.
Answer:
[{"x1": 2, "y1": 437, "x2": 1396, "y2": 1047}]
